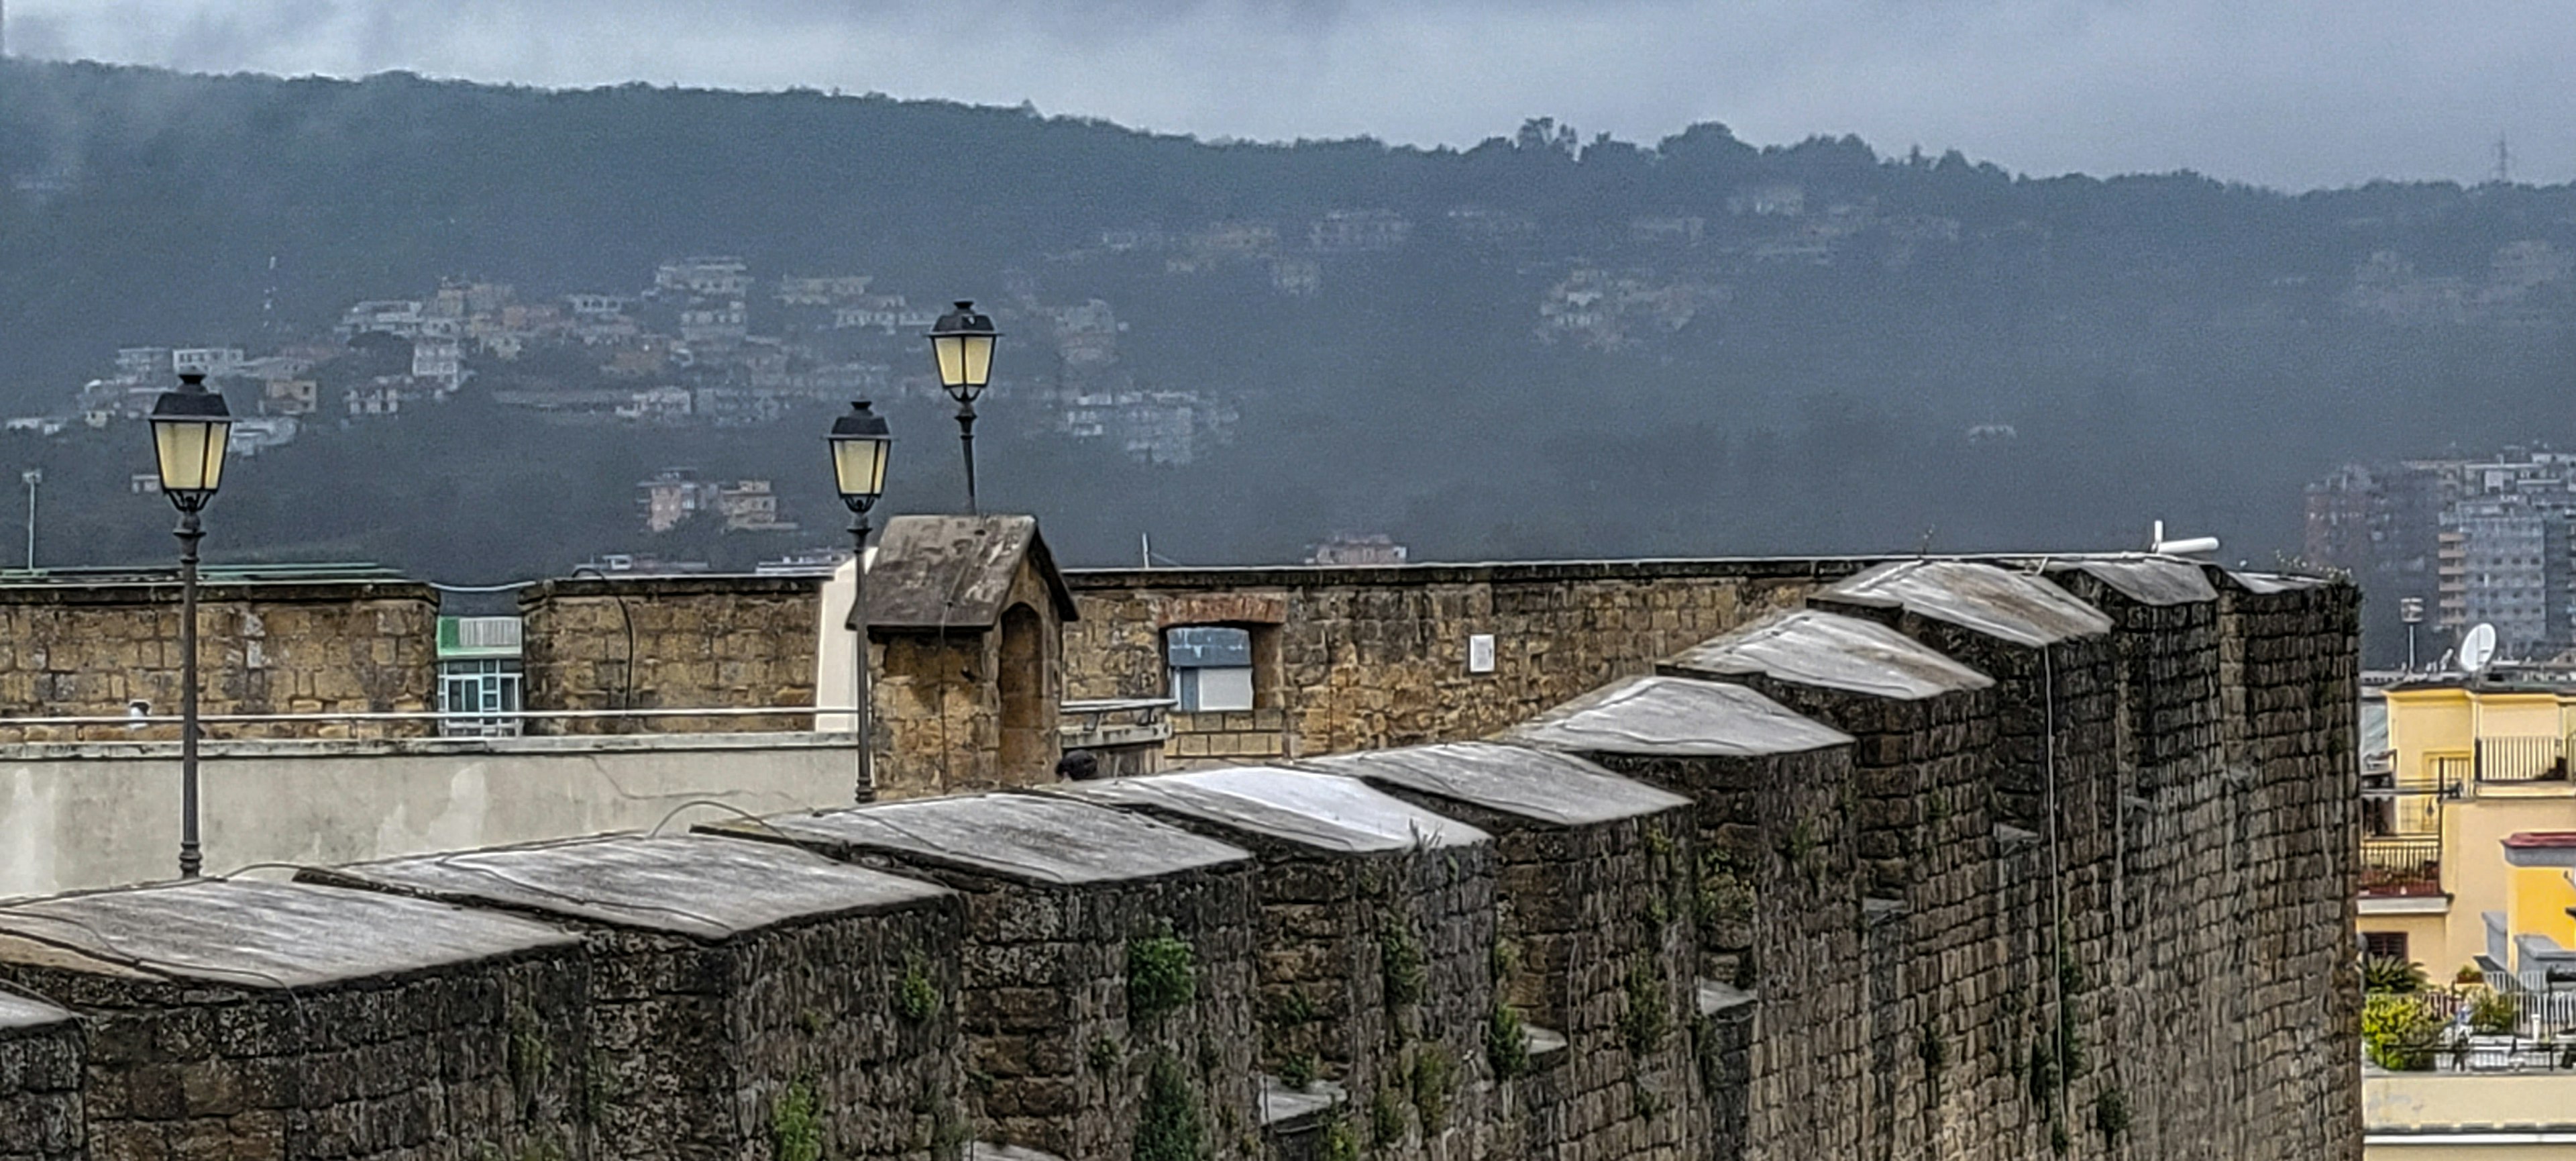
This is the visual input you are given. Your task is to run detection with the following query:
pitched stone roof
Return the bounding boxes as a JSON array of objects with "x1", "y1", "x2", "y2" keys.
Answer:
[
  {"x1": 1047, "y1": 767, "x2": 1489, "y2": 854},
  {"x1": 1301, "y1": 742, "x2": 1689, "y2": 826},
  {"x1": 1505, "y1": 676, "x2": 1856, "y2": 757},
  {"x1": 859, "y1": 514, "x2": 1078, "y2": 630},
  {"x1": 1817, "y1": 559, "x2": 2112, "y2": 647},
  {"x1": 735, "y1": 794, "x2": 1250, "y2": 887}
]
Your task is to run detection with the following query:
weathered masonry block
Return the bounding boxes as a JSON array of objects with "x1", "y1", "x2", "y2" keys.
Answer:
[
  {"x1": 305, "y1": 834, "x2": 969, "y2": 1161},
  {"x1": 1812, "y1": 559, "x2": 2121, "y2": 1160},
  {"x1": 2211, "y1": 570, "x2": 2364, "y2": 1161},
  {"x1": 1046, "y1": 767, "x2": 1498, "y2": 1161},
  {"x1": 0, "y1": 576, "x2": 439, "y2": 742},
  {"x1": 2041, "y1": 556, "x2": 2235, "y2": 1161},
  {"x1": 1658, "y1": 609, "x2": 2005, "y2": 1161},
  {"x1": 519, "y1": 574, "x2": 826, "y2": 734},
  {"x1": 1511, "y1": 670, "x2": 1870, "y2": 1161},
  {"x1": 1303, "y1": 742, "x2": 1699, "y2": 1161},
  {"x1": 710, "y1": 795, "x2": 1263, "y2": 1161},
  {"x1": 1063, "y1": 558, "x2": 1867, "y2": 760},
  {"x1": 0, "y1": 991, "x2": 83, "y2": 1161},
  {"x1": 0, "y1": 878, "x2": 589, "y2": 1161}
]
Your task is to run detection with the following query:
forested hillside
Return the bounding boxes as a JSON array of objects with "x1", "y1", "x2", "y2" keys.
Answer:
[{"x1": 1, "y1": 59, "x2": 2570, "y2": 578}]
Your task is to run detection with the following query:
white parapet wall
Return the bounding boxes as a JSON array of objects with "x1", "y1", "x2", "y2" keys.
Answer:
[{"x1": 0, "y1": 731, "x2": 863, "y2": 898}]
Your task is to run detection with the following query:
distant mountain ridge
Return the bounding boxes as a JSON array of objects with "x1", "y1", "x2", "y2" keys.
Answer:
[{"x1": 0, "y1": 58, "x2": 2571, "y2": 581}]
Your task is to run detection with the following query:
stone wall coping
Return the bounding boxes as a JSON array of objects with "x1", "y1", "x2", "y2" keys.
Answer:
[
  {"x1": 968, "y1": 1145, "x2": 1071, "y2": 1161},
  {"x1": 1697, "y1": 979, "x2": 1756, "y2": 1015},
  {"x1": 521, "y1": 574, "x2": 826, "y2": 603},
  {"x1": 310, "y1": 833, "x2": 953, "y2": 942},
  {"x1": 1063, "y1": 556, "x2": 1886, "y2": 591},
  {"x1": 1044, "y1": 767, "x2": 1491, "y2": 854},
  {"x1": 0, "y1": 729, "x2": 857, "y2": 762},
  {"x1": 2043, "y1": 555, "x2": 2220, "y2": 607},
  {"x1": 735, "y1": 793, "x2": 1253, "y2": 887},
  {"x1": 1819, "y1": 559, "x2": 2114, "y2": 647},
  {"x1": 1506, "y1": 676, "x2": 1856, "y2": 758},
  {"x1": 1661, "y1": 609, "x2": 1994, "y2": 700},
  {"x1": 0, "y1": 987, "x2": 70, "y2": 1032},
  {"x1": 0, "y1": 576, "x2": 438, "y2": 606},
  {"x1": 0, "y1": 878, "x2": 581, "y2": 990},
  {"x1": 1301, "y1": 742, "x2": 1690, "y2": 827}
]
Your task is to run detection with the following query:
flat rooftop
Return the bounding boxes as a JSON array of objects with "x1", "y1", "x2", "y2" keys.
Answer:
[
  {"x1": 1046, "y1": 767, "x2": 1489, "y2": 854},
  {"x1": 727, "y1": 794, "x2": 1250, "y2": 887},
  {"x1": 313, "y1": 834, "x2": 951, "y2": 942},
  {"x1": 0, "y1": 878, "x2": 578, "y2": 990},
  {"x1": 1301, "y1": 742, "x2": 1689, "y2": 827}
]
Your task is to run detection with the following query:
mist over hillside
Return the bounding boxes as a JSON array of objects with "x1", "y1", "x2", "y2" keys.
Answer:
[{"x1": 1, "y1": 59, "x2": 2571, "y2": 580}]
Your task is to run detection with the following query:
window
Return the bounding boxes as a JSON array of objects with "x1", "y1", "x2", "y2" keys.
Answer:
[
  {"x1": 2363, "y1": 931, "x2": 2408, "y2": 962},
  {"x1": 1167, "y1": 626, "x2": 1256, "y2": 712},
  {"x1": 439, "y1": 658, "x2": 524, "y2": 736}
]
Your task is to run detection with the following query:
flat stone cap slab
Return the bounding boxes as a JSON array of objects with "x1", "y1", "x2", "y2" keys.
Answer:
[
  {"x1": 314, "y1": 834, "x2": 951, "y2": 942},
  {"x1": 1301, "y1": 742, "x2": 1689, "y2": 827},
  {"x1": 1820, "y1": 559, "x2": 2111, "y2": 647},
  {"x1": 1505, "y1": 676, "x2": 1854, "y2": 757},
  {"x1": 1664, "y1": 609, "x2": 1992, "y2": 700},
  {"x1": 1046, "y1": 768, "x2": 1489, "y2": 854},
  {"x1": 2043, "y1": 555, "x2": 2218, "y2": 607},
  {"x1": 0, "y1": 989, "x2": 70, "y2": 1033},
  {"x1": 2224, "y1": 570, "x2": 2328, "y2": 595},
  {"x1": 741, "y1": 795, "x2": 1250, "y2": 887},
  {"x1": 0, "y1": 878, "x2": 578, "y2": 990}
]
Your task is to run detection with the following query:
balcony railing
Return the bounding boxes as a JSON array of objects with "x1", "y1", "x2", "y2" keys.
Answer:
[
  {"x1": 2478, "y1": 736, "x2": 2571, "y2": 784},
  {"x1": 2361, "y1": 836, "x2": 2443, "y2": 897}
]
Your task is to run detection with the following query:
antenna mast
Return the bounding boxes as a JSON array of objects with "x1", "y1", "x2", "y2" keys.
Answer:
[{"x1": 2493, "y1": 134, "x2": 2514, "y2": 185}]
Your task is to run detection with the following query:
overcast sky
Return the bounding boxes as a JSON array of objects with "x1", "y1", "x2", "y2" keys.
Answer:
[{"x1": 8, "y1": 0, "x2": 2575, "y2": 191}]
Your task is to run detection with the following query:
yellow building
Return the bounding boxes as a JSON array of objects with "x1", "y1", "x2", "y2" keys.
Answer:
[{"x1": 2364, "y1": 677, "x2": 2576, "y2": 981}]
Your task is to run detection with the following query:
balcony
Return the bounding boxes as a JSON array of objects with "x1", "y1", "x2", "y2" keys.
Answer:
[
  {"x1": 2477, "y1": 736, "x2": 2570, "y2": 785},
  {"x1": 2361, "y1": 836, "x2": 2444, "y2": 897}
]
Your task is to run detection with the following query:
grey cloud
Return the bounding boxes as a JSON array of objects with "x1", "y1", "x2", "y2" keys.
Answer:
[{"x1": 10, "y1": 0, "x2": 2576, "y2": 189}]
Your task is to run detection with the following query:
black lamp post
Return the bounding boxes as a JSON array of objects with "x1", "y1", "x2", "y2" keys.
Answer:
[
  {"x1": 828, "y1": 399, "x2": 892, "y2": 802},
  {"x1": 926, "y1": 300, "x2": 998, "y2": 513},
  {"x1": 148, "y1": 371, "x2": 232, "y2": 878}
]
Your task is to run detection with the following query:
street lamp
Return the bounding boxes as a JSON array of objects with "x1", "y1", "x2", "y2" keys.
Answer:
[
  {"x1": 926, "y1": 300, "x2": 998, "y2": 513},
  {"x1": 828, "y1": 399, "x2": 892, "y2": 802},
  {"x1": 148, "y1": 371, "x2": 232, "y2": 878}
]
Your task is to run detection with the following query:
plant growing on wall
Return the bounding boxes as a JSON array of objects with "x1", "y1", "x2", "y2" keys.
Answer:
[
  {"x1": 1380, "y1": 920, "x2": 1427, "y2": 1007},
  {"x1": 1134, "y1": 1052, "x2": 1202, "y2": 1161},
  {"x1": 1487, "y1": 1001, "x2": 1531, "y2": 1079},
  {"x1": 1620, "y1": 954, "x2": 1670, "y2": 1054},
  {"x1": 1128, "y1": 933, "x2": 1198, "y2": 1019},
  {"x1": 897, "y1": 956, "x2": 941, "y2": 1024},
  {"x1": 771, "y1": 1078, "x2": 824, "y2": 1161}
]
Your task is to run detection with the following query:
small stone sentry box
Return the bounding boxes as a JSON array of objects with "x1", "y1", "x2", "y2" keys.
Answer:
[
  {"x1": 0, "y1": 989, "x2": 83, "y2": 1161},
  {"x1": 707, "y1": 793, "x2": 1262, "y2": 1161},
  {"x1": 1046, "y1": 767, "x2": 1498, "y2": 1160},
  {"x1": 303, "y1": 834, "x2": 967, "y2": 1161},
  {"x1": 0, "y1": 878, "x2": 588, "y2": 1161},
  {"x1": 1302, "y1": 742, "x2": 1700, "y2": 1160},
  {"x1": 861, "y1": 515, "x2": 1083, "y2": 797}
]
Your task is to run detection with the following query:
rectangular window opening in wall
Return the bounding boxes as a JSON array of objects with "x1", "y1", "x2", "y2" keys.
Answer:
[
  {"x1": 2363, "y1": 931, "x2": 2408, "y2": 962},
  {"x1": 1165, "y1": 623, "x2": 1282, "y2": 712},
  {"x1": 439, "y1": 658, "x2": 525, "y2": 737}
]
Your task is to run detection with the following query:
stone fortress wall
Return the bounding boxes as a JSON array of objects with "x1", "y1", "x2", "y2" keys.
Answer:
[{"x1": 0, "y1": 554, "x2": 2358, "y2": 1161}]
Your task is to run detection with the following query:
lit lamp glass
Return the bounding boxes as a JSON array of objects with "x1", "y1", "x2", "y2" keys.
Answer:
[
  {"x1": 926, "y1": 300, "x2": 999, "y2": 404},
  {"x1": 150, "y1": 373, "x2": 233, "y2": 511},
  {"x1": 828, "y1": 399, "x2": 893, "y2": 513}
]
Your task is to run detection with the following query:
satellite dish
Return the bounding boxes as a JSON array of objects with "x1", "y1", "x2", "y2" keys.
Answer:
[{"x1": 2461, "y1": 623, "x2": 2498, "y2": 674}]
